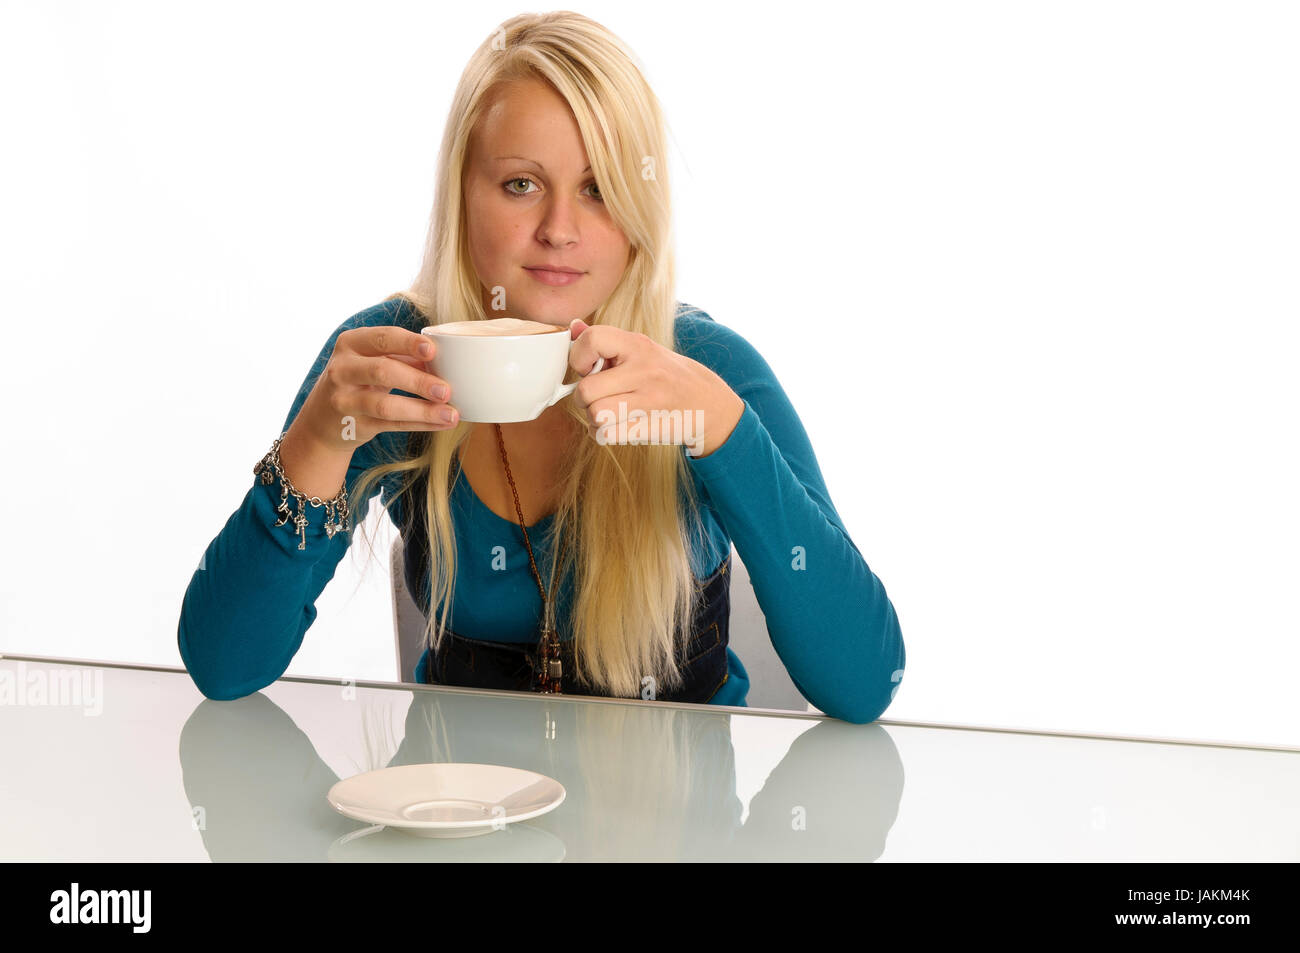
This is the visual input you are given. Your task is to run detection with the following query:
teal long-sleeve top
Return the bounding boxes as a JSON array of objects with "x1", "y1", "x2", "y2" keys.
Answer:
[{"x1": 177, "y1": 297, "x2": 905, "y2": 724}]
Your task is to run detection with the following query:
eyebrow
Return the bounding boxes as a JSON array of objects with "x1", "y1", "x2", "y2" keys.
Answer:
[{"x1": 491, "y1": 155, "x2": 592, "y2": 174}]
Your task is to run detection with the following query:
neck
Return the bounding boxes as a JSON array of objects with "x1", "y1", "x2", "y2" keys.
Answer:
[
  {"x1": 458, "y1": 405, "x2": 581, "y2": 464},
  {"x1": 505, "y1": 403, "x2": 580, "y2": 443}
]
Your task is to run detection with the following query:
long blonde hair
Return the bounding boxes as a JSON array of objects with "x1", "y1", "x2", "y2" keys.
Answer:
[{"x1": 348, "y1": 11, "x2": 710, "y2": 698}]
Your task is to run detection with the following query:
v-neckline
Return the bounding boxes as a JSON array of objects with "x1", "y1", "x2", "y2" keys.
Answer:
[{"x1": 453, "y1": 451, "x2": 558, "y2": 532}]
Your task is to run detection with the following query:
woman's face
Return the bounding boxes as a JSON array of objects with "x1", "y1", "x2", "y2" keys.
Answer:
[{"x1": 463, "y1": 78, "x2": 631, "y2": 327}]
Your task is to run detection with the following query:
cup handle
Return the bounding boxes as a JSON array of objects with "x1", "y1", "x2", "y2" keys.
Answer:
[{"x1": 537, "y1": 350, "x2": 605, "y2": 415}]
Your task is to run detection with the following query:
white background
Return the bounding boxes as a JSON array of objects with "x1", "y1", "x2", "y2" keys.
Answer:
[{"x1": 1, "y1": 0, "x2": 1296, "y2": 748}]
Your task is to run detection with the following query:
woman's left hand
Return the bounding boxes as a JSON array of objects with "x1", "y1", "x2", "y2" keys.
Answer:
[{"x1": 567, "y1": 318, "x2": 744, "y2": 458}]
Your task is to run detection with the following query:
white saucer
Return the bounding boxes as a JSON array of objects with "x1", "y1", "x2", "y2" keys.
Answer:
[
  {"x1": 326, "y1": 763, "x2": 566, "y2": 838},
  {"x1": 328, "y1": 823, "x2": 565, "y2": 861}
]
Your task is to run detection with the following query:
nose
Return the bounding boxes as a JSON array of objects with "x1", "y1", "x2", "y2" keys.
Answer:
[{"x1": 536, "y1": 193, "x2": 579, "y2": 247}]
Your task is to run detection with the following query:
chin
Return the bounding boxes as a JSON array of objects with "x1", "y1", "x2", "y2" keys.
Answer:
[{"x1": 523, "y1": 300, "x2": 583, "y2": 325}]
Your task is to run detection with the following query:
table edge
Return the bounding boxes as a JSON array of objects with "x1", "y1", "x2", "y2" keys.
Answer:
[{"x1": 5, "y1": 651, "x2": 1297, "y2": 753}]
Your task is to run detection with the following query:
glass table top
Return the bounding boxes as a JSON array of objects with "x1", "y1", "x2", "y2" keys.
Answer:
[{"x1": 2, "y1": 654, "x2": 1296, "y2": 862}]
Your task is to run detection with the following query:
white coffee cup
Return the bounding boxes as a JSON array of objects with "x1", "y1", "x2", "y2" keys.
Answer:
[{"x1": 420, "y1": 318, "x2": 606, "y2": 423}]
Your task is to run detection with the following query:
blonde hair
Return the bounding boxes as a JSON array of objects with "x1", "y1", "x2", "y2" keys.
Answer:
[{"x1": 348, "y1": 11, "x2": 710, "y2": 698}]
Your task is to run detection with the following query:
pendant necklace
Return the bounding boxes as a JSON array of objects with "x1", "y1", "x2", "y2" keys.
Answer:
[{"x1": 493, "y1": 423, "x2": 568, "y2": 694}]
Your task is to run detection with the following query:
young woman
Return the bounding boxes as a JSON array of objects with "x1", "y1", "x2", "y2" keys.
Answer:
[{"x1": 178, "y1": 11, "x2": 905, "y2": 724}]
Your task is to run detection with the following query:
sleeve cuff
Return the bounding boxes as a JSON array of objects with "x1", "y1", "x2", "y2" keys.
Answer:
[
  {"x1": 253, "y1": 473, "x2": 347, "y2": 556},
  {"x1": 684, "y1": 398, "x2": 764, "y2": 476}
]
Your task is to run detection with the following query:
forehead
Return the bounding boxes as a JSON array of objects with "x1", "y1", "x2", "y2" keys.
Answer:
[{"x1": 471, "y1": 79, "x2": 586, "y2": 160}]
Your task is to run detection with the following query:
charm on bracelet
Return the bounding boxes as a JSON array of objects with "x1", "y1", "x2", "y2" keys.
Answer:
[{"x1": 253, "y1": 431, "x2": 351, "y2": 550}]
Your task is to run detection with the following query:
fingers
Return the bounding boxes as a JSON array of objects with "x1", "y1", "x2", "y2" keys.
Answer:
[
  {"x1": 569, "y1": 321, "x2": 617, "y2": 376},
  {"x1": 387, "y1": 353, "x2": 433, "y2": 369},
  {"x1": 348, "y1": 327, "x2": 449, "y2": 399},
  {"x1": 354, "y1": 390, "x2": 460, "y2": 428},
  {"x1": 367, "y1": 417, "x2": 460, "y2": 433},
  {"x1": 333, "y1": 351, "x2": 451, "y2": 402},
  {"x1": 346, "y1": 326, "x2": 436, "y2": 361}
]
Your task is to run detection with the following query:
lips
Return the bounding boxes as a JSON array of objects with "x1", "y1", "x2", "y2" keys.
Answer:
[{"x1": 524, "y1": 266, "x2": 585, "y2": 287}]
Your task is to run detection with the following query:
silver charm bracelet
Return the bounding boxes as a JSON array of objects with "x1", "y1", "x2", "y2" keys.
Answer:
[{"x1": 252, "y1": 431, "x2": 350, "y2": 551}]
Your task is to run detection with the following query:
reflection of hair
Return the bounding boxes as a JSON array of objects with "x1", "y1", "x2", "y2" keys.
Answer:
[
  {"x1": 410, "y1": 694, "x2": 734, "y2": 857},
  {"x1": 355, "y1": 697, "x2": 403, "y2": 777},
  {"x1": 570, "y1": 701, "x2": 735, "y2": 859},
  {"x1": 348, "y1": 12, "x2": 709, "y2": 698}
]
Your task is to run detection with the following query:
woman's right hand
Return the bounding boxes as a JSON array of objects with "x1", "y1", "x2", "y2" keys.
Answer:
[{"x1": 292, "y1": 326, "x2": 459, "y2": 456}]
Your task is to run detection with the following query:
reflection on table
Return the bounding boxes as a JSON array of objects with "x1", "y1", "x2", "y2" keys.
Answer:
[
  {"x1": 3, "y1": 655, "x2": 1297, "y2": 862},
  {"x1": 178, "y1": 687, "x2": 903, "y2": 861}
]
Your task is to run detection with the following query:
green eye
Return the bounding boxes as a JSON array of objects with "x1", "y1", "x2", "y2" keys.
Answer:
[{"x1": 501, "y1": 177, "x2": 604, "y2": 202}]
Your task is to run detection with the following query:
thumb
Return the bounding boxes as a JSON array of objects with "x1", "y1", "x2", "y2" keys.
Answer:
[{"x1": 569, "y1": 318, "x2": 589, "y2": 339}]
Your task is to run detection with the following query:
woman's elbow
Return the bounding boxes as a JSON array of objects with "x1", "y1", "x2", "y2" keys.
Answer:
[
  {"x1": 177, "y1": 629, "x2": 263, "y2": 702},
  {"x1": 848, "y1": 606, "x2": 906, "y2": 725}
]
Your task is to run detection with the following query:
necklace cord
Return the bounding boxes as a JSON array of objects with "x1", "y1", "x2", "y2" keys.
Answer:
[{"x1": 494, "y1": 423, "x2": 567, "y2": 691}]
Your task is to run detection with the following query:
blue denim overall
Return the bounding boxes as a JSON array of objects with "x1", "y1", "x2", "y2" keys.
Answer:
[
  {"x1": 425, "y1": 552, "x2": 732, "y2": 704},
  {"x1": 397, "y1": 460, "x2": 732, "y2": 703}
]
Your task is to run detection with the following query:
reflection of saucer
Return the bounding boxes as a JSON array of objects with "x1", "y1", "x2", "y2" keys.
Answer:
[
  {"x1": 326, "y1": 763, "x2": 566, "y2": 838},
  {"x1": 328, "y1": 823, "x2": 566, "y2": 862}
]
